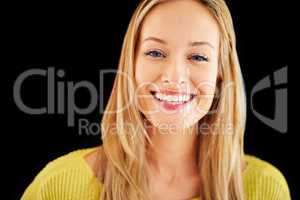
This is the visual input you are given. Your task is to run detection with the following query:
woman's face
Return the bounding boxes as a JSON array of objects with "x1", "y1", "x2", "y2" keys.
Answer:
[{"x1": 134, "y1": 0, "x2": 220, "y2": 131}]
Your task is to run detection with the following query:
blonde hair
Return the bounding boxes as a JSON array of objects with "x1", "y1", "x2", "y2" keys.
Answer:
[{"x1": 98, "y1": 0, "x2": 247, "y2": 200}]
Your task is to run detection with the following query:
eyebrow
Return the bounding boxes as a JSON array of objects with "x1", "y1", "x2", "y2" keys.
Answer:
[{"x1": 142, "y1": 36, "x2": 215, "y2": 50}]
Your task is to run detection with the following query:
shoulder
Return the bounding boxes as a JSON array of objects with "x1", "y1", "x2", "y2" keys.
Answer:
[
  {"x1": 21, "y1": 146, "x2": 102, "y2": 200},
  {"x1": 243, "y1": 154, "x2": 291, "y2": 200},
  {"x1": 33, "y1": 147, "x2": 98, "y2": 180}
]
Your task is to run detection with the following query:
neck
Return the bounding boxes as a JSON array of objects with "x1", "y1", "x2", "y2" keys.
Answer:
[{"x1": 146, "y1": 124, "x2": 200, "y2": 183}]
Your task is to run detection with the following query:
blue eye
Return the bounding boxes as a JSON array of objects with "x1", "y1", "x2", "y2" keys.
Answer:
[
  {"x1": 145, "y1": 50, "x2": 165, "y2": 58},
  {"x1": 189, "y1": 54, "x2": 209, "y2": 62}
]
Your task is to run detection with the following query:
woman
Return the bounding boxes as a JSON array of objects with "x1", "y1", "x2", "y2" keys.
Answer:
[{"x1": 21, "y1": 0, "x2": 291, "y2": 199}]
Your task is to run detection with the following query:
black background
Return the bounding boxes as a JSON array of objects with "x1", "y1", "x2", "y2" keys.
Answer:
[{"x1": 3, "y1": 0, "x2": 297, "y2": 199}]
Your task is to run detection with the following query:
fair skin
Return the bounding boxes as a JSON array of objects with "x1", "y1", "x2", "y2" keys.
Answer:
[
  {"x1": 86, "y1": 0, "x2": 220, "y2": 199},
  {"x1": 135, "y1": 0, "x2": 219, "y2": 199}
]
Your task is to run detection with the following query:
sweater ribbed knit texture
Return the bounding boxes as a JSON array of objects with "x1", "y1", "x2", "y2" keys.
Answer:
[{"x1": 21, "y1": 147, "x2": 291, "y2": 200}]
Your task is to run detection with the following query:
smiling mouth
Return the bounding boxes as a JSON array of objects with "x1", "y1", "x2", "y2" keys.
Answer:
[{"x1": 150, "y1": 90, "x2": 197, "y2": 105}]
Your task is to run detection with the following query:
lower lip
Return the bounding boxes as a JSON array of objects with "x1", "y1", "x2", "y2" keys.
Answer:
[
  {"x1": 152, "y1": 94, "x2": 195, "y2": 111},
  {"x1": 161, "y1": 101, "x2": 187, "y2": 110}
]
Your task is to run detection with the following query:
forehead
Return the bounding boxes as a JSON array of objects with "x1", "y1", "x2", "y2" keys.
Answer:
[{"x1": 139, "y1": 0, "x2": 220, "y2": 47}]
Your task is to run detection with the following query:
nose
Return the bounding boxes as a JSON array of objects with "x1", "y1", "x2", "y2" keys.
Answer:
[{"x1": 161, "y1": 60, "x2": 189, "y2": 86}]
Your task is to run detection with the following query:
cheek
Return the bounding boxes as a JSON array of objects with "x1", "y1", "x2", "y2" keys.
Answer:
[
  {"x1": 189, "y1": 64, "x2": 218, "y2": 116},
  {"x1": 190, "y1": 65, "x2": 218, "y2": 96},
  {"x1": 135, "y1": 59, "x2": 161, "y2": 86},
  {"x1": 134, "y1": 59, "x2": 161, "y2": 111}
]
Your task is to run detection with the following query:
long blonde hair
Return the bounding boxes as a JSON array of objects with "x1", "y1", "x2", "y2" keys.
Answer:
[{"x1": 98, "y1": 0, "x2": 247, "y2": 199}]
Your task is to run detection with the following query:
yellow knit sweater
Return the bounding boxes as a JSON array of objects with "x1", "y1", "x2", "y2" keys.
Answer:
[{"x1": 21, "y1": 147, "x2": 291, "y2": 200}]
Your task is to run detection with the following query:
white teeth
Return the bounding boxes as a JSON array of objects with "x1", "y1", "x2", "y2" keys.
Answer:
[
  {"x1": 153, "y1": 92, "x2": 193, "y2": 103},
  {"x1": 171, "y1": 95, "x2": 178, "y2": 102},
  {"x1": 157, "y1": 93, "x2": 162, "y2": 99},
  {"x1": 183, "y1": 95, "x2": 189, "y2": 101},
  {"x1": 178, "y1": 95, "x2": 182, "y2": 102}
]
